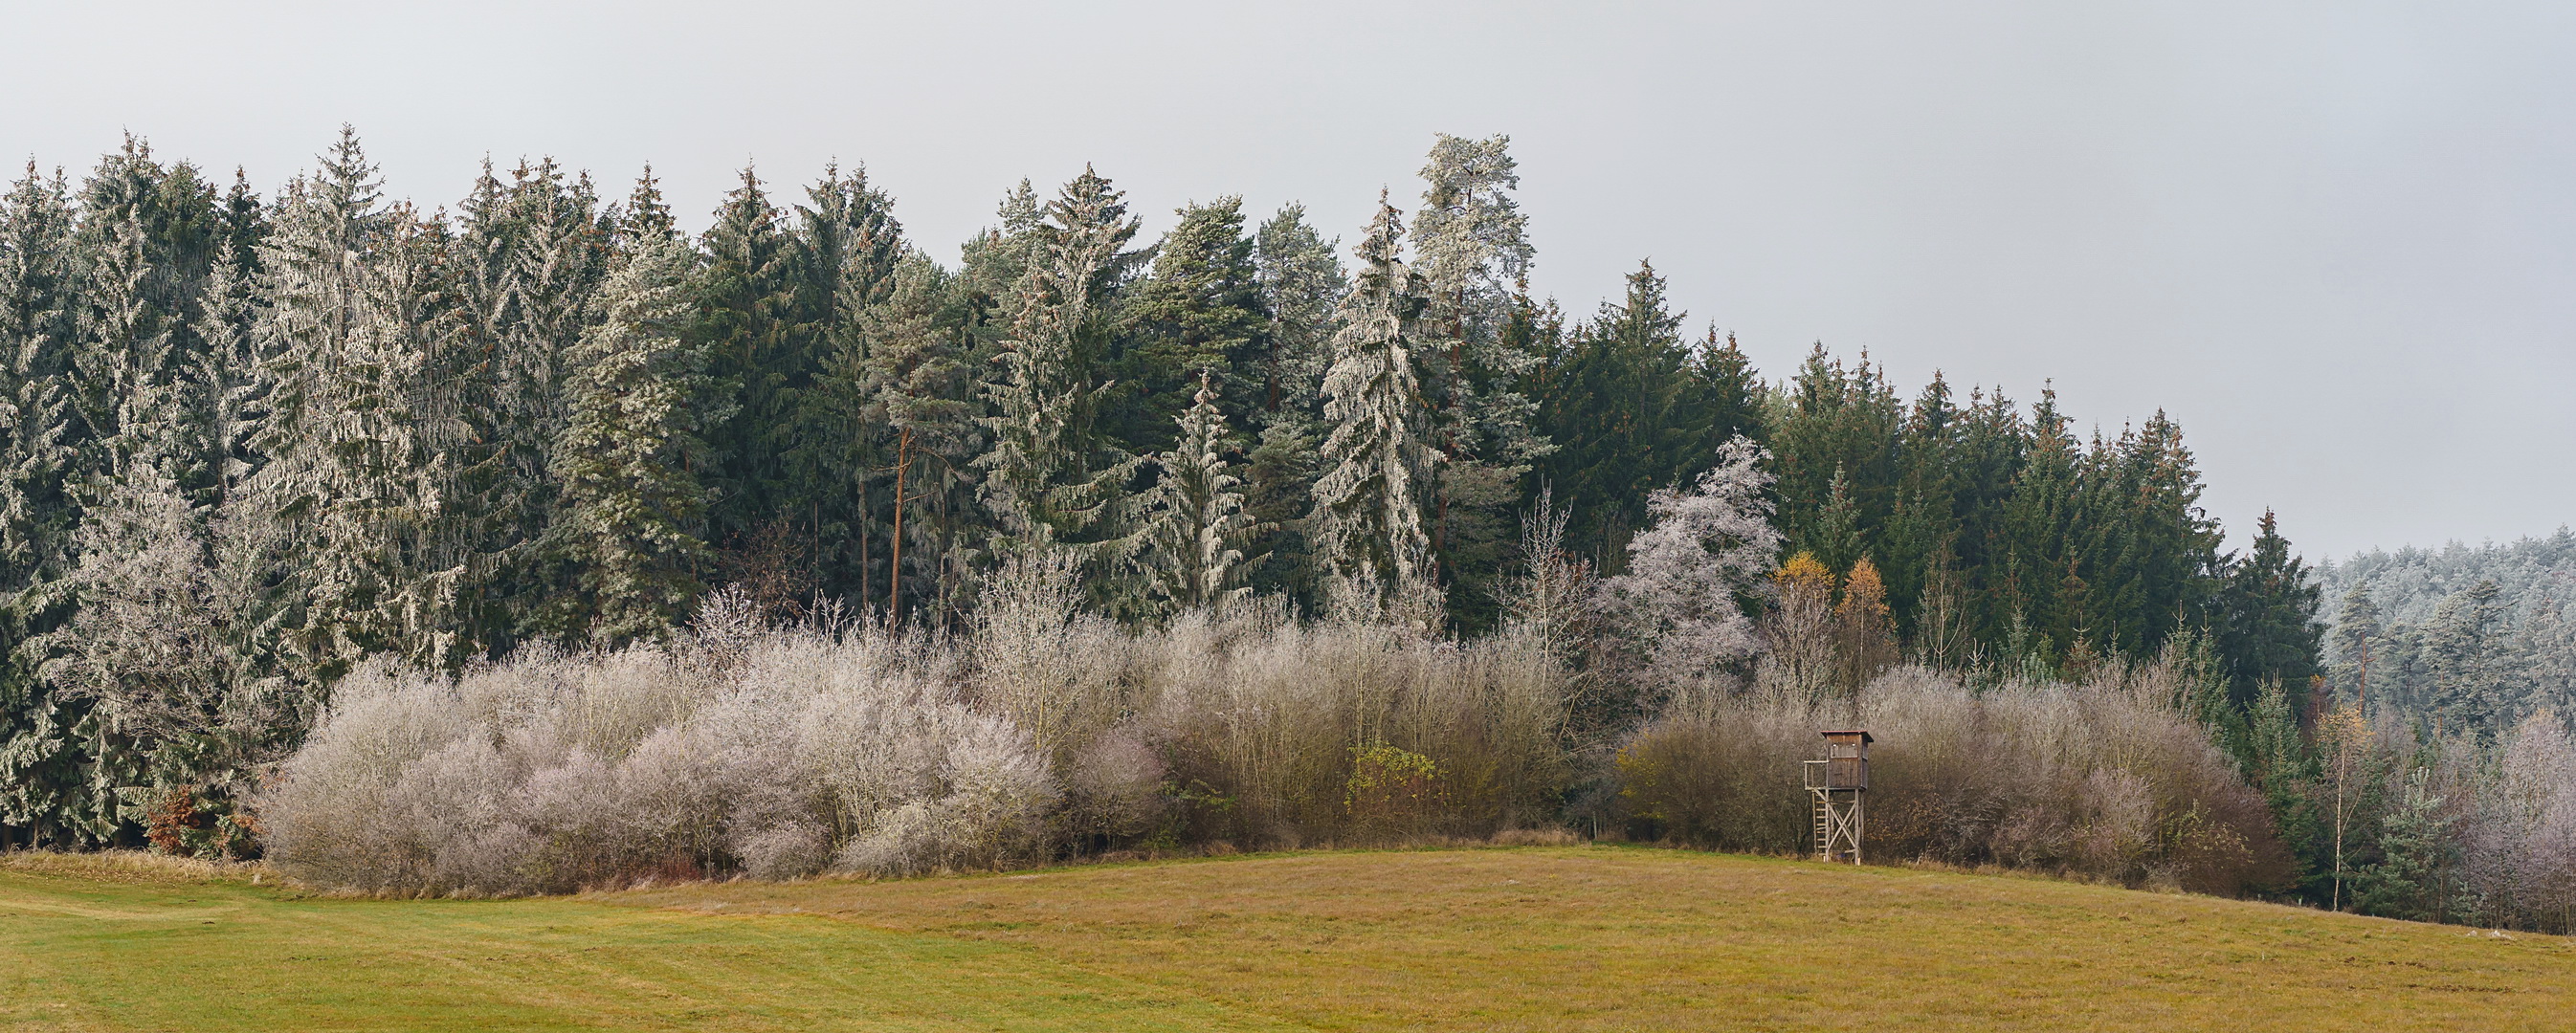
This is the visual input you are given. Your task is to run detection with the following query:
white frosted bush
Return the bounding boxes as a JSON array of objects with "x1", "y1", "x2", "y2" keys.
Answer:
[
  {"x1": 262, "y1": 581, "x2": 1582, "y2": 893},
  {"x1": 2453, "y1": 711, "x2": 2576, "y2": 930},
  {"x1": 261, "y1": 624, "x2": 1060, "y2": 894}
]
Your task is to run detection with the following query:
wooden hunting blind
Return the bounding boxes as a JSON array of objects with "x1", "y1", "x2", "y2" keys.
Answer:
[{"x1": 1805, "y1": 730, "x2": 1871, "y2": 864}]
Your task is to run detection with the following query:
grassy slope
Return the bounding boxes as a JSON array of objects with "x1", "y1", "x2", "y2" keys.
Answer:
[
  {"x1": 8, "y1": 847, "x2": 2572, "y2": 1032},
  {"x1": 0, "y1": 854, "x2": 1298, "y2": 1032}
]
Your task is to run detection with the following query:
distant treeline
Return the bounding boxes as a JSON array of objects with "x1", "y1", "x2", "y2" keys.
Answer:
[{"x1": 2317, "y1": 532, "x2": 2576, "y2": 733}]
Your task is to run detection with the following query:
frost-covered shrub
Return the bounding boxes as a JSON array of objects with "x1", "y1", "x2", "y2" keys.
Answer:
[
  {"x1": 1613, "y1": 664, "x2": 2293, "y2": 893},
  {"x1": 1613, "y1": 693, "x2": 1814, "y2": 849},
  {"x1": 259, "y1": 587, "x2": 1583, "y2": 892},
  {"x1": 260, "y1": 626, "x2": 1057, "y2": 894},
  {"x1": 2445, "y1": 711, "x2": 2576, "y2": 931}
]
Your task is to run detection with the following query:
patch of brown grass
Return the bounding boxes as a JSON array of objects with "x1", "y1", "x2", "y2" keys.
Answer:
[{"x1": 0, "y1": 849, "x2": 267, "y2": 886}]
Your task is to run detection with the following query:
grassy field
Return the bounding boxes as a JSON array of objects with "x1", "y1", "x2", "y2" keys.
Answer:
[{"x1": 5, "y1": 846, "x2": 2570, "y2": 1031}]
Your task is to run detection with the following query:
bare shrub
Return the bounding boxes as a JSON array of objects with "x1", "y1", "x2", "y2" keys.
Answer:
[
  {"x1": 1137, "y1": 611, "x2": 1574, "y2": 847},
  {"x1": 1614, "y1": 693, "x2": 1812, "y2": 850},
  {"x1": 1612, "y1": 663, "x2": 2293, "y2": 892}
]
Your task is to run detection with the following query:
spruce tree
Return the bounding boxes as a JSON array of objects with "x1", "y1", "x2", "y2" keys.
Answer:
[
  {"x1": 1313, "y1": 195, "x2": 1437, "y2": 626},
  {"x1": 1251, "y1": 203, "x2": 1344, "y2": 426},
  {"x1": 1241, "y1": 204, "x2": 1344, "y2": 607},
  {"x1": 551, "y1": 228, "x2": 715, "y2": 644},
  {"x1": 786, "y1": 163, "x2": 905, "y2": 604},
  {"x1": 974, "y1": 167, "x2": 1144, "y2": 570},
  {"x1": 1528, "y1": 263, "x2": 1758, "y2": 571},
  {"x1": 68, "y1": 139, "x2": 202, "y2": 508},
  {"x1": 1140, "y1": 370, "x2": 1255, "y2": 612},
  {"x1": 1113, "y1": 197, "x2": 1270, "y2": 454},
  {"x1": 1772, "y1": 345, "x2": 1901, "y2": 587},
  {"x1": 249, "y1": 127, "x2": 464, "y2": 676},
  {"x1": 0, "y1": 162, "x2": 83, "y2": 846},
  {"x1": 44, "y1": 141, "x2": 231, "y2": 837},
  {"x1": 2419, "y1": 579, "x2": 2510, "y2": 732},
  {"x1": 2355, "y1": 766, "x2": 2458, "y2": 922},
  {"x1": 2215, "y1": 509, "x2": 2325, "y2": 710},
  {"x1": 693, "y1": 167, "x2": 806, "y2": 562}
]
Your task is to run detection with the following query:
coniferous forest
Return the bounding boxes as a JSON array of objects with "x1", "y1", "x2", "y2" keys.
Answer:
[{"x1": 1, "y1": 130, "x2": 2567, "y2": 931}]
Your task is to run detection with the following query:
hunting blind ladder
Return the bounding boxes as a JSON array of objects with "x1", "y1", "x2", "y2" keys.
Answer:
[{"x1": 1805, "y1": 730, "x2": 1870, "y2": 864}]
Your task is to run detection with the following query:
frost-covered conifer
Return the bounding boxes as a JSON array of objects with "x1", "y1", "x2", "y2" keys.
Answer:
[
  {"x1": 975, "y1": 168, "x2": 1144, "y2": 562},
  {"x1": 826, "y1": 251, "x2": 972, "y2": 621},
  {"x1": 1593, "y1": 437, "x2": 1781, "y2": 692},
  {"x1": 1234, "y1": 204, "x2": 1345, "y2": 608},
  {"x1": 2420, "y1": 580, "x2": 2512, "y2": 731},
  {"x1": 0, "y1": 162, "x2": 85, "y2": 846},
  {"x1": 42, "y1": 443, "x2": 297, "y2": 802},
  {"x1": 1140, "y1": 370, "x2": 1255, "y2": 612},
  {"x1": 188, "y1": 241, "x2": 269, "y2": 510},
  {"x1": 1252, "y1": 203, "x2": 1345, "y2": 426},
  {"x1": 445, "y1": 159, "x2": 611, "y2": 644},
  {"x1": 552, "y1": 228, "x2": 714, "y2": 645},
  {"x1": 249, "y1": 128, "x2": 466, "y2": 675},
  {"x1": 1312, "y1": 195, "x2": 1438, "y2": 626},
  {"x1": 788, "y1": 164, "x2": 912, "y2": 609},
  {"x1": 68, "y1": 141, "x2": 200, "y2": 501},
  {"x1": 1408, "y1": 134, "x2": 1550, "y2": 621},
  {"x1": 1117, "y1": 197, "x2": 1270, "y2": 453},
  {"x1": 1411, "y1": 134, "x2": 1533, "y2": 366}
]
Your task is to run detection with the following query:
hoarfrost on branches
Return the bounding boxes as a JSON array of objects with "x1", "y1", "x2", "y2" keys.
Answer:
[{"x1": 1593, "y1": 436, "x2": 1780, "y2": 695}]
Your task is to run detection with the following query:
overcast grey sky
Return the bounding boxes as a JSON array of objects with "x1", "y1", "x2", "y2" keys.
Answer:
[{"x1": 6, "y1": 1, "x2": 2570, "y2": 560}]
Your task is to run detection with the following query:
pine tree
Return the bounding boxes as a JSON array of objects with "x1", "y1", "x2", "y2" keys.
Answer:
[
  {"x1": 1313, "y1": 195, "x2": 1437, "y2": 626},
  {"x1": 1996, "y1": 385, "x2": 2079, "y2": 666},
  {"x1": 1409, "y1": 134, "x2": 1548, "y2": 622},
  {"x1": 1140, "y1": 370, "x2": 1256, "y2": 612},
  {"x1": 872, "y1": 254, "x2": 977, "y2": 625},
  {"x1": 2330, "y1": 582, "x2": 2384, "y2": 712}
]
